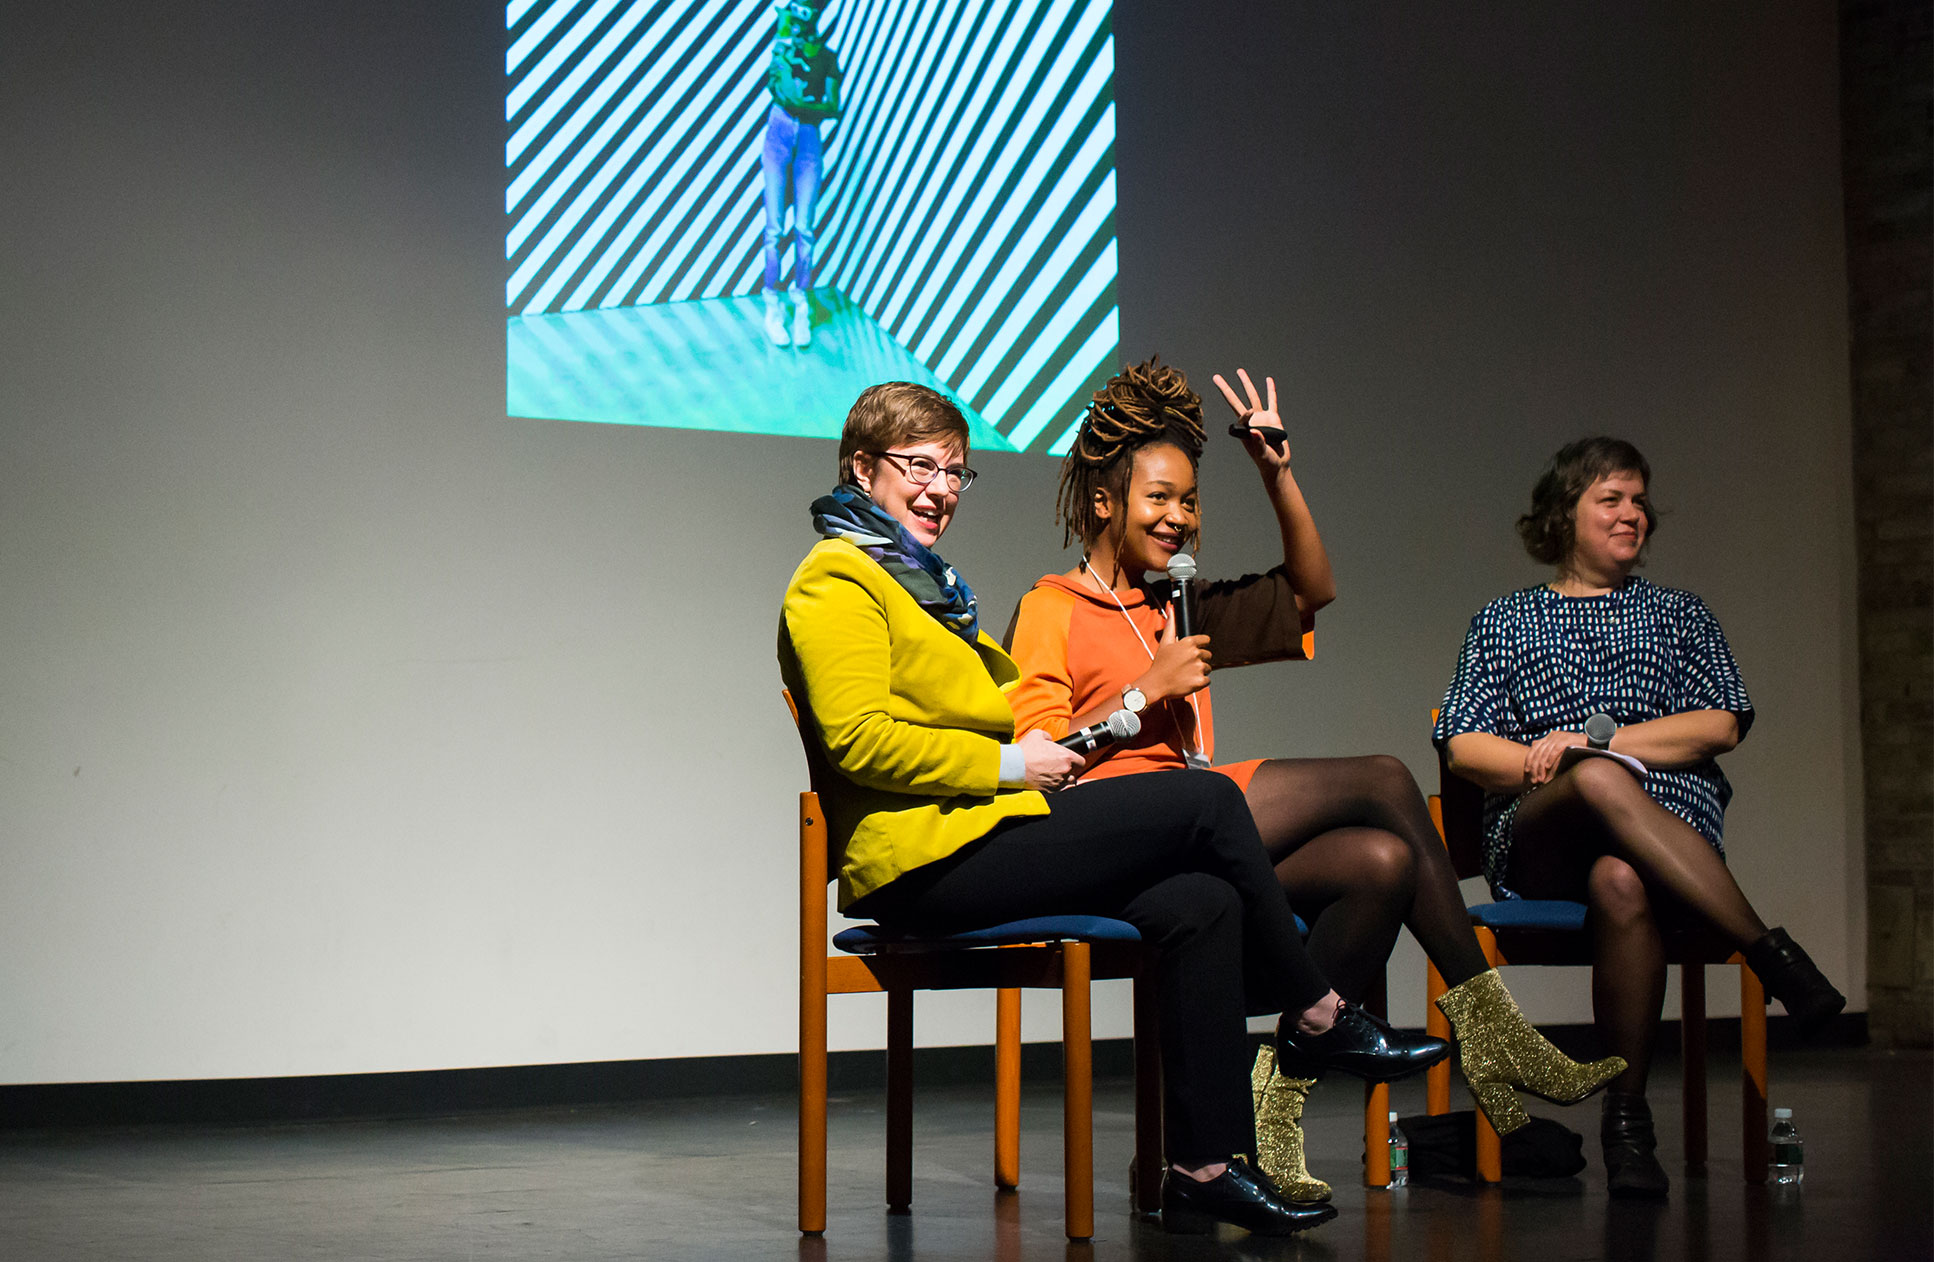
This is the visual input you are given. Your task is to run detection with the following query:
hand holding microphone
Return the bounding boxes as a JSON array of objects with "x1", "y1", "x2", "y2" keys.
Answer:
[
  {"x1": 1137, "y1": 616, "x2": 1212, "y2": 704},
  {"x1": 1164, "y1": 551, "x2": 1197, "y2": 639},
  {"x1": 1136, "y1": 551, "x2": 1210, "y2": 704},
  {"x1": 1057, "y1": 707, "x2": 1142, "y2": 753},
  {"x1": 1017, "y1": 729, "x2": 1083, "y2": 792}
]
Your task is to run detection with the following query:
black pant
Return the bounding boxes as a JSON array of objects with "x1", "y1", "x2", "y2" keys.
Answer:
[{"x1": 856, "y1": 770, "x2": 1330, "y2": 1166}]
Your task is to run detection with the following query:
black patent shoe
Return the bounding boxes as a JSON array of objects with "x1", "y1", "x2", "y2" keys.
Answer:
[
  {"x1": 1602, "y1": 1091, "x2": 1670, "y2": 1200},
  {"x1": 1161, "y1": 1156, "x2": 1339, "y2": 1236},
  {"x1": 1276, "y1": 1002, "x2": 1453, "y2": 1083},
  {"x1": 1745, "y1": 927, "x2": 1846, "y2": 1038}
]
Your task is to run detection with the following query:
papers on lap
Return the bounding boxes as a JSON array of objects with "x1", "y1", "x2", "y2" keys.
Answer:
[{"x1": 1557, "y1": 745, "x2": 1647, "y2": 779}]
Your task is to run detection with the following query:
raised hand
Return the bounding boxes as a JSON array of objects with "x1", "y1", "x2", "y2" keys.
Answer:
[{"x1": 1213, "y1": 368, "x2": 1290, "y2": 471}]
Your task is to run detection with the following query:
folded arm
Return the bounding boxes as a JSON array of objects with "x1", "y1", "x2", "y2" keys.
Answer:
[
  {"x1": 1606, "y1": 710, "x2": 1742, "y2": 769},
  {"x1": 1447, "y1": 709, "x2": 1744, "y2": 794}
]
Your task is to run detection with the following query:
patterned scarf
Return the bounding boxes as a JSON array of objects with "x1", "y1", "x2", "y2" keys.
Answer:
[{"x1": 811, "y1": 484, "x2": 980, "y2": 644}]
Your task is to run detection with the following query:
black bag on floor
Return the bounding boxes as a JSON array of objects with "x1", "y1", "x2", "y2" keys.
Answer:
[{"x1": 1394, "y1": 1111, "x2": 1587, "y2": 1179}]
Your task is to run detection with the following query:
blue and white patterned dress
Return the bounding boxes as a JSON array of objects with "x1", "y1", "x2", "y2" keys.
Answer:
[{"x1": 1432, "y1": 578, "x2": 1754, "y2": 900}]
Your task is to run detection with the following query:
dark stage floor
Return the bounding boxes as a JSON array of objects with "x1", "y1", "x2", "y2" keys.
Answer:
[{"x1": 2, "y1": 1047, "x2": 1927, "y2": 1261}]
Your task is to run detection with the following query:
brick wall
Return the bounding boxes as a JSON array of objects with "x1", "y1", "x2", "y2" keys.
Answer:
[{"x1": 1841, "y1": 0, "x2": 1933, "y2": 1047}]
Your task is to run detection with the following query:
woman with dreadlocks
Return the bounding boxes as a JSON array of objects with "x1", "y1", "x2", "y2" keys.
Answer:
[{"x1": 1005, "y1": 359, "x2": 1625, "y2": 1200}]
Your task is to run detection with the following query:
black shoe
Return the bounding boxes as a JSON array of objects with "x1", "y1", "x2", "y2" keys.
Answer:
[
  {"x1": 1276, "y1": 1002, "x2": 1453, "y2": 1083},
  {"x1": 1160, "y1": 1156, "x2": 1338, "y2": 1236},
  {"x1": 1745, "y1": 927, "x2": 1846, "y2": 1038},
  {"x1": 1602, "y1": 1091, "x2": 1669, "y2": 1200}
]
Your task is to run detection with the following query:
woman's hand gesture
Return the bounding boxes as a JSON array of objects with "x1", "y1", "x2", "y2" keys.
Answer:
[
  {"x1": 1524, "y1": 729, "x2": 1588, "y2": 786},
  {"x1": 1213, "y1": 368, "x2": 1290, "y2": 473},
  {"x1": 1017, "y1": 729, "x2": 1084, "y2": 793},
  {"x1": 1136, "y1": 619, "x2": 1212, "y2": 705}
]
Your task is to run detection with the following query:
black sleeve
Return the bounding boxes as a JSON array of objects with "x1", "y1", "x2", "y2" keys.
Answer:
[{"x1": 1194, "y1": 565, "x2": 1310, "y2": 669}]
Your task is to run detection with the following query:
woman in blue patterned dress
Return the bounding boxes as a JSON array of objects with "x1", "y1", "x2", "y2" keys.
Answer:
[{"x1": 1434, "y1": 437, "x2": 1844, "y2": 1200}]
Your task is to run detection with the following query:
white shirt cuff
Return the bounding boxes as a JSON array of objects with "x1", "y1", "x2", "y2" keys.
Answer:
[{"x1": 998, "y1": 743, "x2": 1028, "y2": 789}]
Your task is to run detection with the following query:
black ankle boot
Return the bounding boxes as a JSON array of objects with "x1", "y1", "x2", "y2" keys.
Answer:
[
  {"x1": 1745, "y1": 927, "x2": 1846, "y2": 1038},
  {"x1": 1275, "y1": 1002, "x2": 1452, "y2": 1083},
  {"x1": 1602, "y1": 1091, "x2": 1669, "y2": 1200}
]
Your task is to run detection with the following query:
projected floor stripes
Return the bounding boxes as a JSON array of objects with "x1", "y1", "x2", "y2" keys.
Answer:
[{"x1": 507, "y1": 288, "x2": 1015, "y2": 449}]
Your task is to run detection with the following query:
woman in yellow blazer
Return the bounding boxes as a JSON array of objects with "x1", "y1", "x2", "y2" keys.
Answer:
[{"x1": 779, "y1": 382, "x2": 1446, "y2": 1238}]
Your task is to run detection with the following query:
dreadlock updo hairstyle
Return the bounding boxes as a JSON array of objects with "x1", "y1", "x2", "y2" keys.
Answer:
[{"x1": 1055, "y1": 357, "x2": 1207, "y2": 550}]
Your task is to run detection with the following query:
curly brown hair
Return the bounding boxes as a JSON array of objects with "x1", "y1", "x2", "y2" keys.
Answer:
[
  {"x1": 1054, "y1": 358, "x2": 1207, "y2": 551},
  {"x1": 1517, "y1": 436, "x2": 1657, "y2": 566}
]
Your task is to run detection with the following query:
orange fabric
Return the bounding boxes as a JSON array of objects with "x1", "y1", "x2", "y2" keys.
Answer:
[
  {"x1": 1212, "y1": 757, "x2": 1268, "y2": 793},
  {"x1": 1010, "y1": 574, "x2": 1277, "y2": 788}
]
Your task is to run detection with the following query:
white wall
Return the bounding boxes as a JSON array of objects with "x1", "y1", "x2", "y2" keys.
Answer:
[{"x1": 0, "y1": 0, "x2": 1858, "y2": 1084}]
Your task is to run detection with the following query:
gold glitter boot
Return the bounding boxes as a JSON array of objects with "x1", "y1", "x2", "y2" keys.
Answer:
[
  {"x1": 1435, "y1": 968, "x2": 1626, "y2": 1134},
  {"x1": 1251, "y1": 1045, "x2": 1332, "y2": 1203}
]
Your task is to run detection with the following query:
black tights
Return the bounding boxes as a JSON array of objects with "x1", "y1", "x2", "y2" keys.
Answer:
[
  {"x1": 1243, "y1": 755, "x2": 1493, "y2": 999},
  {"x1": 1509, "y1": 757, "x2": 1769, "y2": 1094}
]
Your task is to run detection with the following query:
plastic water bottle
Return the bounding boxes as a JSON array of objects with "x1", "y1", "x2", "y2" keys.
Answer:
[
  {"x1": 1387, "y1": 1112, "x2": 1410, "y2": 1187},
  {"x1": 1768, "y1": 1107, "x2": 1804, "y2": 1186}
]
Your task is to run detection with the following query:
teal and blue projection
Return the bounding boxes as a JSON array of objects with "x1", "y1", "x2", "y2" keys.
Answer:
[{"x1": 507, "y1": 0, "x2": 1117, "y2": 454}]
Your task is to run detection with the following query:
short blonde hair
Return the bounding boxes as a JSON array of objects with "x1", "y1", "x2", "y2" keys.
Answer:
[{"x1": 837, "y1": 382, "x2": 970, "y2": 484}]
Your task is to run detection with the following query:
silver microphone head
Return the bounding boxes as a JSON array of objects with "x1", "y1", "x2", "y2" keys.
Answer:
[
  {"x1": 1165, "y1": 552, "x2": 1197, "y2": 582},
  {"x1": 1105, "y1": 709, "x2": 1142, "y2": 741},
  {"x1": 1584, "y1": 712, "x2": 1617, "y2": 747}
]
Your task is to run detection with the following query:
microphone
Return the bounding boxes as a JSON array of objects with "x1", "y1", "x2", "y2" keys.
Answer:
[
  {"x1": 1057, "y1": 709, "x2": 1142, "y2": 753},
  {"x1": 1164, "y1": 551, "x2": 1197, "y2": 639},
  {"x1": 1585, "y1": 712, "x2": 1617, "y2": 750}
]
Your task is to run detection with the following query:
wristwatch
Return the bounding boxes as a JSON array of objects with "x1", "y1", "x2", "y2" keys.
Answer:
[{"x1": 1121, "y1": 686, "x2": 1147, "y2": 715}]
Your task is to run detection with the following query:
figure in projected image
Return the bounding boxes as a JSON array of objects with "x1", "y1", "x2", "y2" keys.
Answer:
[
  {"x1": 1004, "y1": 360, "x2": 1625, "y2": 1203},
  {"x1": 762, "y1": 0, "x2": 841, "y2": 350}
]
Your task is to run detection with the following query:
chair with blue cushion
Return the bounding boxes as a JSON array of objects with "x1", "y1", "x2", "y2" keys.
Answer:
[
  {"x1": 1421, "y1": 723, "x2": 1770, "y2": 1183},
  {"x1": 787, "y1": 690, "x2": 1165, "y2": 1241}
]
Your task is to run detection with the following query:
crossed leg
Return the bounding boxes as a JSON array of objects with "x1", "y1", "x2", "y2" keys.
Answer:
[
  {"x1": 1243, "y1": 755, "x2": 1493, "y2": 999},
  {"x1": 1507, "y1": 757, "x2": 1769, "y2": 1091}
]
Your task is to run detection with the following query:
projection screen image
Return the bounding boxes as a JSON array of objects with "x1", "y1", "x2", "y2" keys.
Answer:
[{"x1": 506, "y1": 0, "x2": 1118, "y2": 454}]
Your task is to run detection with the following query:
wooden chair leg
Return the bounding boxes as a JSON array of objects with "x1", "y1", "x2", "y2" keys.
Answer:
[
  {"x1": 994, "y1": 988, "x2": 1021, "y2": 1190},
  {"x1": 1681, "y1": 963, "x2": 1708, "y2": 1173},
  {"x1": 798, "y1": 792, "x2": 830, "y2": 1236},
  {"x1": 799, "y1": 968, "x2": 828, "y2": 1234},
  {"x1": 1363, "y1": 970, "x2": 1390, "y2": 1187},
  {"x1": 1425, "y1": 959, "x2": 1452, "y2": 1116},
  {"x1": 1061, "y1": 942, "x2": 1095, "y2": 1241},
  {"x1": 1131, "y1": 971, "x2": 1164, "y2": 1215},
  {"x1": 886, "y1": 987, "x2": 914, "y2": 1212},
  {"x1": 1473, "y1": 931, "x2": 1503, "y2": 1184},
  {"x1": 1739, "y1": 962, "x2": 1770, "y2": 1183},
  {"x1": 1365, "y1": 1082, "x2": 1391, "y2": 1187}
]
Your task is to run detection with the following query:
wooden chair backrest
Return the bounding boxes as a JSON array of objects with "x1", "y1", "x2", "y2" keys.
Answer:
[
  {"x1": 1430, "y1": 708, "x2": 1489, "y2": 882},
  {"x1": 782, "y1": 688, "x2": 838, "y2": 884}
]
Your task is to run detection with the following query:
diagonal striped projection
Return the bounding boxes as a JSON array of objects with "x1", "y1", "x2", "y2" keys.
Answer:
[{"x1": 507, "y1": 0, "x2": 1116, "y2": 452}]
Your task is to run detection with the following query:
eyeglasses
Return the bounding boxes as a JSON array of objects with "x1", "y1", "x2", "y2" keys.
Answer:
[{"x1": 869, "y1": 450, "x2": 978, "y2": 492}]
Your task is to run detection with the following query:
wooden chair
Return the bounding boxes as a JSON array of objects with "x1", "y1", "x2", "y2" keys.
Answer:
[
  {"x1": 787, "y1": 690, "x2": 1165, "y2": 1240},
  {"x1": 1422, "y1": 724, "x2": 1769, "y2": 1183}
]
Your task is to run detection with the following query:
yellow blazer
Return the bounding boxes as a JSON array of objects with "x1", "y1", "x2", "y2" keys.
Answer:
[{"x1": 779, "y1": 539, "x2": 1051, "y2": 908}]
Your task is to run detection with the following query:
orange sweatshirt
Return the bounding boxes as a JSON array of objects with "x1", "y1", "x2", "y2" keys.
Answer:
[{"x1": 1004, "y1": 567, "x2": 1313, "y2": 789}]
